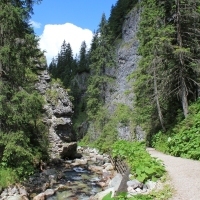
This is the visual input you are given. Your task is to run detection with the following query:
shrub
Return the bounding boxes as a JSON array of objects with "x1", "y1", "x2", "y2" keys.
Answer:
[{"x1": 112, "y1": 140, "x2": 165, "y2": 183}]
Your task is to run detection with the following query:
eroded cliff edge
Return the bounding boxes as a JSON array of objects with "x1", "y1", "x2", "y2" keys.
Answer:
[{"x1": 35, "y1": 64, "x2": 77, "y2": 160}]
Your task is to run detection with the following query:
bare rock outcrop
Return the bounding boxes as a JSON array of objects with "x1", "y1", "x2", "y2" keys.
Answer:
[
  {"x1": 105, "y1": 6, "x2": 145, "y2": 141},
  {"x1": 35, "y1": 63, "x2": 76, "y2": 160}
]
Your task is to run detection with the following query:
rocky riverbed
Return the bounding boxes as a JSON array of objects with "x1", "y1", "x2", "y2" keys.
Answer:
[{"x1": 0, "y1": 147, "x2": 157, "y2": 200}]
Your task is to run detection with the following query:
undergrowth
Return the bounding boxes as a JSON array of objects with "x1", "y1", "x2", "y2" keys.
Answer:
[
  {"x1": 152, "y1": 99, "x2": 200, "y2": 160},
  {"x1": 81, "y1": 103, "x2": 134, "y2": 152},
  {"x1": 112, "y1": 141, "x2": 165, "y2": 183},
  {"x1": 102, "y1": 183, "x2": 172, "y2": 200},
  {"x1": 0, "y1": 168, "x2": 18, "y2": 188}
]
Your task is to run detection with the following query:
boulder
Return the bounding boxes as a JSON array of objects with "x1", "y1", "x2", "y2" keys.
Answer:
[
  {"x1": 93, "y1": 188, "x2": 115, "y2": 200},
  {"x1": 43, "y1": 169, "x2": 57, "y2": 176},
  {"x1": 88, "y1": 166, "x2": 103, "y2": 174},
  {"x1": 7, "y1": 196, "x2": 23, "y2": 200},
  {"x1": 97, "y1": 182, "x2": 106, "y2": 188},
  {"x1": 105, "y1": 164, "x2": 114, "y2": 171},
  {"x1": 19, "y1": 188, "x2": 27, "y2": 197},
  {"x1": 108, "y1": 173, "x2": 122, "y2": 191},
  {"x1": 60, "y1": 142, "x2": 77, "y2": 159},
  {"x1": 74, "y1": 158, "x2": 88, "y2": 165},
  {"x1": 146, "y1": 180, "x2": 156, "y2": 190},
  {"x1": 44, "y1": 189, "x2": 55, "y2": 198},
  {"x1": 33, "y1": 193, "x2": 45, "y2": 200},
  {"x1": 127, "y1": 179, "x2": 141, "y2": 189}
]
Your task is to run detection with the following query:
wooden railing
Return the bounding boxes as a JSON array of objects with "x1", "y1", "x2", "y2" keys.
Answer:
[{"x1": 109, "y1": 155, "x2": 128, "y2": 175}]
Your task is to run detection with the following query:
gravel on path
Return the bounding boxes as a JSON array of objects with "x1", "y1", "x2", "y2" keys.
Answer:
[{"x1": 147, "y1": 148, "x2": 200, "y2": 200}]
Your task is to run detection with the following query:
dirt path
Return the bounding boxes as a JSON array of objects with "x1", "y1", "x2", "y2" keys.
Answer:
[{"x1": 147, "y1": 148, "x2": 200, "y2": 200}]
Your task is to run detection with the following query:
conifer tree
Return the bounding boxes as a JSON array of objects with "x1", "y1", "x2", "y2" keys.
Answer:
[
  {"x1": 86, "y1": 13, "x2": 115, "y2": 119},
  {"x1": 0, "y1": 0, "x2": 47, "y2": 177},
  {"x1": 170, "y1": 0, "x2": 200, "y2": 117},
  {"x1": 77, "y1": 41, "x2": 89, "y2": 73},
  {"x1": 131, "y1": 0, "x2": 200, "y2": 135}
]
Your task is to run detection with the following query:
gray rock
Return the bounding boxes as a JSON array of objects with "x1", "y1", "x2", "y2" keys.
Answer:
[
  {"x1": 146, "y1": 180, "x2": 156, "y2": 190},
  {"x1": 127, "y1": 179, "x2": 141, "y2": 189},
  {"x1": 48, "y1": 174, "x2": 58, "y2": 181},
  {"x1": 19, "y1": 188, "x2": 27, "y2": 197},
  {"x1": 60, "y1": 142, "x2": 77, "y2": 159},
  {"x1": 1, "y1": 189, "x2": 8, "y2": 198},
  {"x1": 135, "y1": 188, "x2": 142, "y2": 193},
  {"x1": 7, "y1": 195, "x2": 23, "y2": 200},
  {"x1": 35, "y1": 66, "x2": 75, "y2": 160},
  {"x1": 135, "y1": 125, "x2": 146, "y2": 141},
  {"x1": 43, "y1": 169, "x2": 57, "y2": 176},
  {"x1": 8, "y1": 186, "x2": 18, "y2": 196},
  {"x1": 44, "y1": 189, "x2": 54, "y2": 198},
  {"x1": 33, "y1": 192, "x2": 45, "y2": 200},
  {"x1": 93, "y1": 187, "x2": 115, "y2": 200},
  {"x1": 108, "y1": 173, "x2": 123, "y2": 191}
]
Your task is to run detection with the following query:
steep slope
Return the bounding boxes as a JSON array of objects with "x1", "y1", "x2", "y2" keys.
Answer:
[
  {"x1": 105, "y1": 7, "x2": 145, "y2": 141},
  {"x1": 35, "y1": 64, "x2": 77, "y2": 160}
]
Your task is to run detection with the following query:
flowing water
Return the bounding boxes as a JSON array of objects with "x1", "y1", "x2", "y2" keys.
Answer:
[{"x1": 46, "y1": 166, "x2": 102, "y2": 200}]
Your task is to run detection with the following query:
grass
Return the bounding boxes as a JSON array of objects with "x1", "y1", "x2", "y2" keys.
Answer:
[{"x1": 0, "y1": 168, "x2": 18, "y2": 188}]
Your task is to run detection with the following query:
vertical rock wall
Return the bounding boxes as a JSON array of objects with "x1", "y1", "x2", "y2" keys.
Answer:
[
  {"x1": 35, "y1": 64, "x2": 77, "y2": 160},
  {"x1": 105, "y1": 6, "x2": 145, "y2": 141}
]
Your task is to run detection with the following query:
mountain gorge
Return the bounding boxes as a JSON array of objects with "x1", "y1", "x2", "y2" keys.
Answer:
[
  {"x1": 1, "y1": 0, "x2": 200, "y2": 197},
  {"x1": 49, "y1": 0, "x2": 200, "y2": 156}
]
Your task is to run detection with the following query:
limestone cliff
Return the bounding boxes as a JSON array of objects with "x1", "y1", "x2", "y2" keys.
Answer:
[
  {"x1": 105, "y1": 7, "x2": 145, "y2": 141},
  {"x1": 73, "y1": 6, "x2": 145, "y2": 142},
  {"x1": 35, "y1": 64, "x2": 77, "y2": 160}
]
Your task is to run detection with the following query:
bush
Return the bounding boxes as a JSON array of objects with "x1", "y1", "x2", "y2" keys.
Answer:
[
  {"x1": 152, "y1": 99, "x2": 200, "y2": 160},
  {"x1": 112, "y1": 140, "x2": 165, "y2": 183},
  {"x1": 0, "y1": 168, "x2": 18, "y2": 188}
]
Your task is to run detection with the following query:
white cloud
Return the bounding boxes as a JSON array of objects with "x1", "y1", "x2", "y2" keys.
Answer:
[
  {"x1": 39, "y1": 23, "x2": 93, "y2": 65},
  {"x1": 30, "y1": 20, "x2": 41, "y2": 29}
]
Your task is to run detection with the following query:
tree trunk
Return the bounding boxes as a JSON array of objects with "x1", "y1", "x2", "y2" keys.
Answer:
[
  {"x1": 153, "y1": 63, "x2": 166, "y2": 132},
  {"x1": 181, "y1": 77, "x2": 189, "y2": 117},
  {"x1": 176, "y1": 0, "x2": 189, "y2": 118}
]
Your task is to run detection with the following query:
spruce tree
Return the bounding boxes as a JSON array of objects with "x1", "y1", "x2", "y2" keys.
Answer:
[
  {"x1": 131, "y1": 0, "x2": 200, "y2": 136},
  {"x1": 86, "y1": 13, "x2": 115, "y2": 121},
  {"x1": 0, "y1": 0, "x2": 47, "y2": 177},
  {"x1": 77, "y1": 41, "x2": 89, "y2": 73}
]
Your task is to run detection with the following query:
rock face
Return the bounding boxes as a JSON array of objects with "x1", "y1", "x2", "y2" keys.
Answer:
[
  {"x1": 105, "y1": 6, "x2": 145, "y2": 141},
  {"x1": 35, "y1": 63, "x2": 76, "y2": 160},
  {"x1": 105, "y1": 7, "x2": 140, "y2": 109}
]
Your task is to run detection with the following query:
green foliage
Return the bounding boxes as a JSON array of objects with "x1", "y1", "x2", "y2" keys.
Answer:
[
  {"x1": 151, "y1": 131, "x2": 169, "y2": 153},
  {"x1": 108, "y1": 0, "x2": 138, "y2": 40},
  {"x1": 0, "y1": 0, "x2": 48, "y2": 179},
  {"x1": 167, "y1": 101, "x2": 200, "y2": 160},
  {"x1": 103, "y1": 192, "x2": 153, "y2": 200},
  {"x1": 152, "y1": 99, "x2": 200, "y2": 160},
  {"x1": 86, "y1": 14, "x2": 116, "y2": 121},
  {"x1": 82, "y1": 103, "x2": 133, "y2": 152},
  {"x1": 0, "y1": 168, "x2": 18, "y2": 188},
  {"x1": 46, "y1": 88, "x2": 59, "y2": 105},
  {"x1": 128, "y1": 0, "x2": 200, "y2": 140},
  {"x1": 77, "y1": 41, "x2": 90, "y2": 73},
  {"x1": 112, "y1": 141, "x2": 165, "y2": 183},
  {"x1": 49, "y1": 41, "x2": 78, "y2": 88},
  {"x1": 0, "y1": 89, "x2": 48, "y2": 176},
  {"x1": 102, "y1": 183, "x2": 172, "y2": 200}
]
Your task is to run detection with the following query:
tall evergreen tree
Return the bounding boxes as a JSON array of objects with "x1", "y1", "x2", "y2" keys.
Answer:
[
  {"x1": 0, "y1": 0, "x2": 47, "y2": 177},
  {"x1": 171, "y1": 0, "x2": 200, "y2": 117},
  {"x1": 86, "y1": 13, "x2": 115, "y2": 119},
  {"x1": 131, "y1": 0, "x2": 200, "y2": 136},
  {"x1": 108, "y1": 0, "x2": 138, "y2": 40},
  {"x1": 77, "y1": 41, "x2": 89, "y2": 73}
]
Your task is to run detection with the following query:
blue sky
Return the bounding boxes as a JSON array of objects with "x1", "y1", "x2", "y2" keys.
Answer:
[{"x1": 30, "y1": 0, "x2": 117, "y2": 64}]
